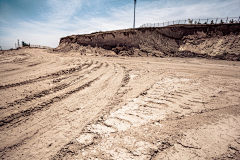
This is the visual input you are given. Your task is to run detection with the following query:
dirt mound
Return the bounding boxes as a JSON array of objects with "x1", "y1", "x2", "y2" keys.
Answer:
[
  {"x1": 52, "y1": 43, "x2": 116, "y2": 57},
  {"x1": 55, "y1": 24, "x2": 240, "y2": 60},
  {"x1": 179, "y1": 31, "x2": 240, "y2": 60}
]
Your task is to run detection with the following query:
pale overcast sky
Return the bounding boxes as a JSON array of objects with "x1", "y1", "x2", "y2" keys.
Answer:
[{"x1": 0, "y1": 0, "x2": 239, "y2": 49}]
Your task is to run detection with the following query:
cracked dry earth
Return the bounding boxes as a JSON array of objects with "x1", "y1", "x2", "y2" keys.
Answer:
[{"x1": 0, "y1": 49, "x2": 240, "y2": 160}]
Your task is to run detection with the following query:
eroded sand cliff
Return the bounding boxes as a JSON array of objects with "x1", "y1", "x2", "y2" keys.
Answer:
[{"x1": 55, "y1": 23, "x2": 240, "y2": 60}]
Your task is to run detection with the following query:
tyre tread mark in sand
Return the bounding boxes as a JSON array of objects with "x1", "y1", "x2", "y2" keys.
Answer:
[
  {"x1": 0, "y1": 77, "x2": 100, "y2": 128},
  {"x1": 27, "y1": 63, "x2": 41, "y2": 67},
  {"x1": 1, "y1": 63, "x2": 104, "y2": 110},
  {"x1": 0, "y1": 60, "x2": 93, "y2": 90},
  {"x1": 1, "y1": 64, "x2": 116, "y2": 158},
  {"x1": 53, "y1": 77, "x2": 239, "y2": 160},
  {"x1": 0, "y1": 69, "x2": 110, "y2": 155},
  {"x1": 1, "y1": 68, "x2": 20, "y2": 72},
  {"x1": 0, "y1": 129, "x2": 40, "y2": 158},
  {"x1": 51, "y1": 66, "x2": 132, "y2": 159}
]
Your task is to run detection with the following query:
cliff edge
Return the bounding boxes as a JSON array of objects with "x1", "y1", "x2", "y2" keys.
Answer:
[{"x1": 55, "y1": 23, "x2": 240, "y2": 60}]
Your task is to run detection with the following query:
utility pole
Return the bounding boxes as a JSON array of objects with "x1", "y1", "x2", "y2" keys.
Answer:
[{"x1": 133, "y1": 0, "x2": 137, "y2": 28}]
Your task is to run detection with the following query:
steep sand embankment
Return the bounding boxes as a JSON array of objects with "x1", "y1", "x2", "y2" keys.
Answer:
[{"x1": 55, "y1": 23, "x2": 240, "y2": 60}]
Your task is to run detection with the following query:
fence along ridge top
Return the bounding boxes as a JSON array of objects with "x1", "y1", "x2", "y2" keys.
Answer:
[{"x1": 139, "y1": 16, "x2": 240, "y2": 28}]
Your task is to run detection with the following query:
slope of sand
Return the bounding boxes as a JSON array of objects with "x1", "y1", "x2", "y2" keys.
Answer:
[{"x1": 55, "y1": 24, "x2": 240, "y2": 60}]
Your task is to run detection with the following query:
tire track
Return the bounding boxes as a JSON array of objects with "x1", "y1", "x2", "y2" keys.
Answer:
[
  {"x1": 0, "y1": 62, "x2": 104, "y2": 110},
  {"x1": 0, "y1": 70, "x2": 113, "y2": 157},
  {"x1": 0, "y1": 62, "x2": 123, "y2": 159},
  {"x1": 0, "y1": 61, "x2": 108, "y2": 129},
  {"x1": 0, "y1": 68, "x2": 20, "y2": 73},
  {"x1": 0, "y1": 58, "x2": 93, "y2": 109},
  {"x1": 0, "y1": 63, "x2": 112, "y2": 145},
  {"x1": 0, "y1": 77, "x2": 100, "y2": 128},
  {"x1": 57, "y1": 76, "x2": 238, "y2": 160},
  {"x1": 0, "y1": 60, "x2": 93, "y2": 90},
  {"x1": 27, "y1": 63, "x2": 41, "y2": 67},
  {"x1": 51, "y1": 64, "x2": 132, "y2": 159}
]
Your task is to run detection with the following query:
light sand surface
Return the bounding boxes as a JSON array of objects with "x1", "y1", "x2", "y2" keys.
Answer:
[{"x1": 0, "y1": 48, "x2": 239, "y2": 159}]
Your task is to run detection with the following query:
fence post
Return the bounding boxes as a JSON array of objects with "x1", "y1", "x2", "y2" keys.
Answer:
[
  {"x1": 226, "y1": 17, "x2": 228, "y2": 23},
  {"x1": 207, "y1": 19, "x2": 208, "y2": 24},
  {"x1": 238, "y1": 16, "x2": 240, "y2": 23},
  {"x1": 216, "y1": 17, "x2": 218, "y2": 24}
]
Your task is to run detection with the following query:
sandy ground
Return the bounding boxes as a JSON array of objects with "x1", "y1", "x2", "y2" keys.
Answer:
[{"x1": 0, "y1": 48, "x2": 240, "y2": 160}]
